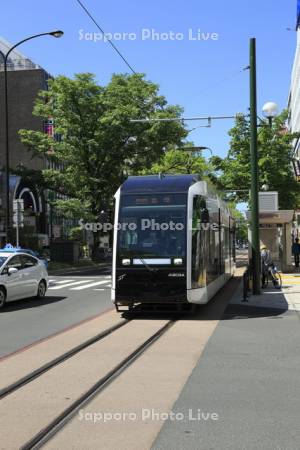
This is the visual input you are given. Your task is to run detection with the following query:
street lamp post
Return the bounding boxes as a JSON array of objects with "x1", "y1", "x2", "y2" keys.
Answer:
[
  {"x1": 249, "y1": 39, "x2": 279, "y2": 295},
  {"x1": 249, "y1": 37, "x2": 261, "y2": 295},
  {"x1": 262, "y1": 102, "x2": 279, "y2": 128},
  {"x1": 0, "y1": 30, "x2": 63, "y2": 242}
]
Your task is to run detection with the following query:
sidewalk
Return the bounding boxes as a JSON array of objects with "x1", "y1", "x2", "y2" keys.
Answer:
[
  {"x1": 48, "y1": 261, "x2": 111, "y2": 275},
  {"x1": 230, "y1": 273, "x2": 300, "y2": 312},
  {"x1": 153, "y1": 278, "x2": 300, "y2": 450}
]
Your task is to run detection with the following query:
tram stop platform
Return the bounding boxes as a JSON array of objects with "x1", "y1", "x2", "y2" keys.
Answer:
[{"x1": 152, "y1": 273, "x2": 300, "y2": 450}]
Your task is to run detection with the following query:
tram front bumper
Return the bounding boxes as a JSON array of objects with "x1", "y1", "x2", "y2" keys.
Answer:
[{"x1": 114, "y1": 268, "x2": 187, "y2": 304}]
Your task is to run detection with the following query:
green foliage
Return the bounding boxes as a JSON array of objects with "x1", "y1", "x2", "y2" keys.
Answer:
[
  {"x1": 140, "y1": 148, "x2": 211, "y2": 177},
  {"x1": 228, "y1": 207, "x2": 248, "y2": 241},
  {"x1": 68, "y1": 226, "x2": 84, "y2": 242},
  {"x1": 211, "y1": 111, "x2": 300, "y2": 209},
  {"x1": 19, "y1": 73, "x2": 187, "y2": 219}
]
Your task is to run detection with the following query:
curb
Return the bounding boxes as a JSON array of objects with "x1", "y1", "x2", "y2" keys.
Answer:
[{"x1": 48, "y1": 263, "x2": 111, "y2": 275}]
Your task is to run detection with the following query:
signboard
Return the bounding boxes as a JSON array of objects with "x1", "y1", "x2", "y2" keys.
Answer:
[
  {"x1": 259, "y1": 224, "x2": 282, "y2": 229},
  {"x1": 53, "y1": 225, "x2": 61, "y2": 239},
  {"x1": 13, "y1": 199, "x2": 24, "y2": 212},
  {"x1": 13, "y1": 223, "x2": 24, "y2": 228},
  {"x1": 12, "y1": 199, "x2": 24, "y2": 245},
  {"x1": 13, "y1": 200, "x2": 24, "y2": 228},
  {"x1": 44, "y1": 118, "x2": 54, "y2": 137},
  {"x1": 23, "y1": 216, "x2": 36, "y2": 227},
  {"x1": 293, "y1": 159, "x2": 300, "y2": 180}
]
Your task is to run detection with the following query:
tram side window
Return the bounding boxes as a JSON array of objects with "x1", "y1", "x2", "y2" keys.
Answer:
[
  {"x1": 220, "y1": 211, "x2": 232, "y2": 273},
  {"x1": 230, "y1": 222, "x2": 236, "y2": 262},
  {"x1": 191, "y1": 196, "x2": 207, "y2": 289},
  {"x1": 207, "y1": 203, "x2": 220, "y2": 284},
  {"x1": 224, "y1": 226, "x2": 230, "y2": 259},
  {"x1": 220, "y1": 225, "x2": 225, "y2": 275},
  {"x1": 207, "y1": 229, "x2": 220, "y2": 284}
]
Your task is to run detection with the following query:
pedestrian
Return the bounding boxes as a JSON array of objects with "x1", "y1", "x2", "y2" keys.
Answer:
[
  {"x1": 261, "y1": 244, "x2": 272, "y2": 287},
  {"x1": 292, "y1": 238, "x2": 300, "y2": 268}
]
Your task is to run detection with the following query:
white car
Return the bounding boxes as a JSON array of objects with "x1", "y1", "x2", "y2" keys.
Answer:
[{"x1": 0, "y1": 251, "x2": 49, "y2": 309}]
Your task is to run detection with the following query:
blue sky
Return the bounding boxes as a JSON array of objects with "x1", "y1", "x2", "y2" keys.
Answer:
[{"x1": 1, "y1": 0, "x2": 298, "y2": 168}]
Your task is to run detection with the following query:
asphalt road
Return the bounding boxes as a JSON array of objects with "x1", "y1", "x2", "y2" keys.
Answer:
[
  {"x1": 0, "y1": 253, "x2": 248, "y2": 359},
  {"x1": 0, "y1": 266, "x2": 113, "y2": 358}
]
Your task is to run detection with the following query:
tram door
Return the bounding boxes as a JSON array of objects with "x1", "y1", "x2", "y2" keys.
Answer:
[{"x1": 191, "y1": 196, "x2": 208, "y2": 289}]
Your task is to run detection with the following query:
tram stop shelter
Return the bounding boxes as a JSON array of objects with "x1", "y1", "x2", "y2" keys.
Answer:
[{"x1": 246, "y1": 192, "x2": 294, "y2": 272}]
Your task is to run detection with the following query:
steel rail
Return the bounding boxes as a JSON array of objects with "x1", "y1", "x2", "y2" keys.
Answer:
[
  {"x1": 0, "y1": 319, "x2": 129, "y2": 400},
  {"x1": 20, "y1": 320, "x2": 175, "y2": 450}
]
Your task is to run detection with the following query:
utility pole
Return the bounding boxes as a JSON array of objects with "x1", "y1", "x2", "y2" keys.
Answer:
[{"x1": 249, "y1": 38, "x2": 261, "y2": 295}]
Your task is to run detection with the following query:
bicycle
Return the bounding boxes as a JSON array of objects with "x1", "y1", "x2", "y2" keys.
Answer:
[{"x1": 262, "y1": 263, "x2": 282, "y2": 289}]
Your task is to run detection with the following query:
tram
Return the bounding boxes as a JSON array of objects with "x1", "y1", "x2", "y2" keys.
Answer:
[{"x1": 111, "y1": 175, "x2": 235, "y2": 311}]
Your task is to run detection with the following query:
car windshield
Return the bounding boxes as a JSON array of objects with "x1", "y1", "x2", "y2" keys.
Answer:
[
  {"x1": 0, "y1": 256, "x2": 8, "y2": 267},
  {"x1": 118, "y1": 194, "x2": 187, "y2": 259}
]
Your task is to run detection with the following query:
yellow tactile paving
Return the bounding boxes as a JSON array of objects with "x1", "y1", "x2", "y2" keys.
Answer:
[
  {"x1": 281, "y1": 275, "x2": 300, "y2": 278},
  {"x1": 277, "y1": 274, "x2": 300, "y2": 285}
]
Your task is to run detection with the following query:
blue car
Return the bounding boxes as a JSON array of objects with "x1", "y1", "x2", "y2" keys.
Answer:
[{"x1": 1, "y1": 245, "x2": 49, "y2": 268}]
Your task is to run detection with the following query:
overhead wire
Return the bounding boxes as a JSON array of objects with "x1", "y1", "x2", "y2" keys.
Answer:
[{"x1": 75, "y1": 0, "x2": 136, "y2": 74}]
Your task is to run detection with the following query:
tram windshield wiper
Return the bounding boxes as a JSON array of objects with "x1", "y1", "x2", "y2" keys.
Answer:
[{"x1": 138, "y1": 257, "x2": 157, "y2": 273}]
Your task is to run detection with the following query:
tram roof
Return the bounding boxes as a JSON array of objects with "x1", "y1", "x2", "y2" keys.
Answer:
[{"x1": 121, "y1": 175, "x2": 199, "y2": 193}]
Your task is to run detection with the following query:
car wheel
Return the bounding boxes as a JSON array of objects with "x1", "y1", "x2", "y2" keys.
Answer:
[
  {"x1": 0, "y1": 287, "x2": 6, "y2": 309},
  {"x1": 37, "y1": 280, "x2": 46, "y2": 299}
]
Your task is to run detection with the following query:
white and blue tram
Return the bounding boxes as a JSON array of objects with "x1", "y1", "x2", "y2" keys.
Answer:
[{"x1": 112, "y1": 175, "x2": 235, "y2": 311}]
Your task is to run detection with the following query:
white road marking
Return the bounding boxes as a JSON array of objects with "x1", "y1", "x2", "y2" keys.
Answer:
[
  {"x1": 49, "y1": 280, "x2": 93, "y2": 290},
  {"x1": 70, "y1": 281, "x2": 110, "y2": 291},
  {"x1": 93, "y1": 288, "x2": 105, "y2": 291},
  {"x1": 49, "y1": 279, "x2": 75, "y2": 284}
]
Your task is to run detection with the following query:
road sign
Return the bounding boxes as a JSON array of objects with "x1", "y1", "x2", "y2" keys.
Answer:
[
  {"x1": 13, "y1": 199, "x2": 24, "y2": 212},
  {"x1": 13, "y1": 212, "x2": 24, "y2": 225},
  {"x1": 13, "y1": 200, "x2": 24, "y2": 246}
]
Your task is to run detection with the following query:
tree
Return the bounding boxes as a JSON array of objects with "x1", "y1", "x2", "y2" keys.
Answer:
[
  {"x1": 140, "y1": 148, "x2": 212, "y2": 177},
  {"x1": 19, "y1": 73, "x2": 187, "y2": 221},
  {"x1": 141, "y1": 147, "x2": 247, "y2": 238},
  {"x1": 228, "y1": 206, "x2": 248, "y2": 242},
  {"x1": 211, "y1": 111, "x2": 300, "y2": 209}
]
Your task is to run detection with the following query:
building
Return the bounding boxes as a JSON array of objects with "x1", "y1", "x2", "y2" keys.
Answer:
[
  {"x1": 246, "y1": 192, "x2": 294, "y2": 271},
  {"x1": 288, "y1": 2, "x2": 300, "y2": 236},
  {"x1": 289, "y1": 15, "x2": 300, "y2": 173},
  {"x1": 0, "y1": 37, "x2": 67, "y2": 247}
]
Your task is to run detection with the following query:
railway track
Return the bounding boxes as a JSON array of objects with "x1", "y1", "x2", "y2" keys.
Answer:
[
  {"x1": 20, "y1": 320, "x2": 175, "y2": 450},
  {"x1": 0, "y1": 318, "x2": 129, "y2": 400},
  {"x1": 0, "y1": 314, "x2": 176, "y2": 449}
]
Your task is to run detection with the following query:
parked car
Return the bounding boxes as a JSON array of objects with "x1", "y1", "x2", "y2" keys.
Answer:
[
  {"x1": 0, "y1": 245, "x2": 49, "y2": 268},
  {"x1": 0, "y1": 250, "x2": 49, "y2": 309}
]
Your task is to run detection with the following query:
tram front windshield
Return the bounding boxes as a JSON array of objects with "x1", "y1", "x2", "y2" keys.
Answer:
[{"x1": 118, "y1": 194, "x2": 186, "y2": 260}]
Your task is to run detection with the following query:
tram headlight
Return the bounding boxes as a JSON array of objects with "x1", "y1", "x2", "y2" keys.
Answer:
[
  {"x1": 122, "y1": 259, "x2": 131, "y2": 266},
  {"x1": 174, "y1": 258, "x2": 183, "y2": 266}
]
